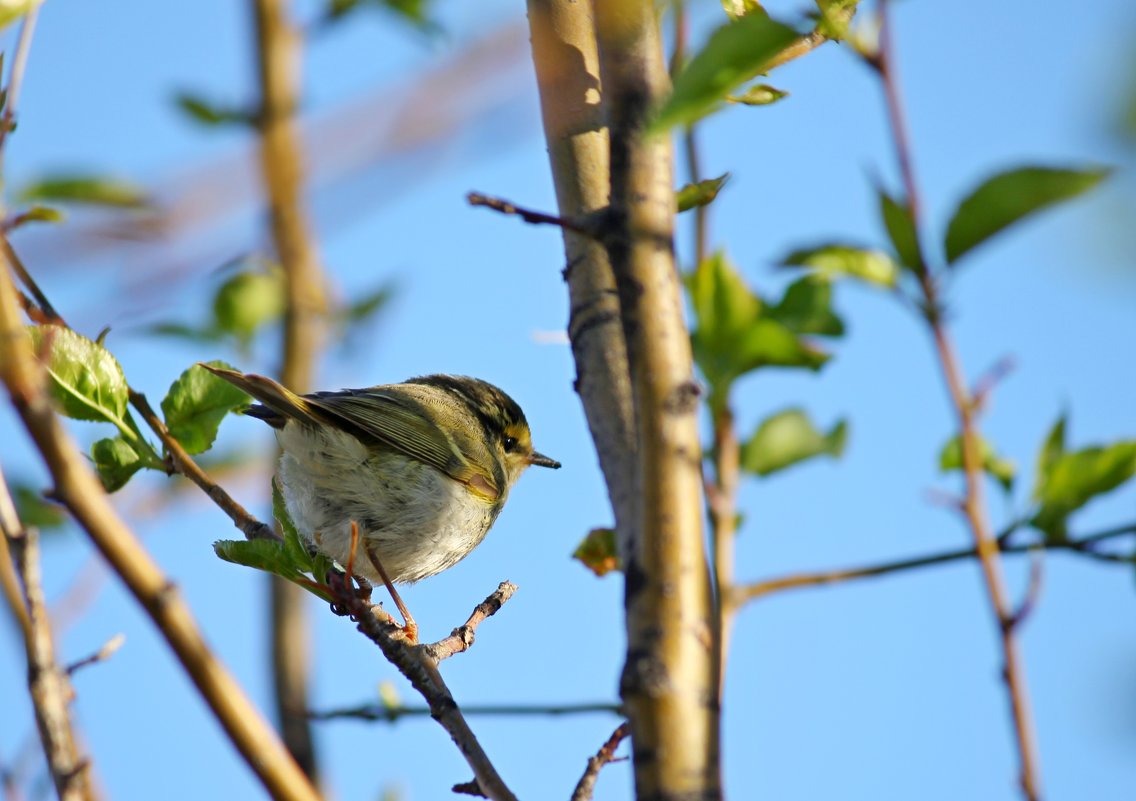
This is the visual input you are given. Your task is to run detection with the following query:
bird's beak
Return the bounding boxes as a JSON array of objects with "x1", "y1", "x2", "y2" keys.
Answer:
[{"x1": 529, "y1": 451, "x2": 561, "y2": 469}]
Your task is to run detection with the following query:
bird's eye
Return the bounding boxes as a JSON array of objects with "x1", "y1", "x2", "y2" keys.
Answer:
[{"x1": 502, "y1": 436, "x2": 518, "y2": 453}]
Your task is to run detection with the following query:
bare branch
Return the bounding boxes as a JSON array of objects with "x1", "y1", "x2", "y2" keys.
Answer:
[
  {"x1": 310, "y1": 700, "x2": 622, "y2": 723},
  {"x1": 339, "y1": 587, "x2": 519, "y2": 801},
  {"x1": 0, "y1": 264, "x2": 322, "y2": 801},
  {"x1": 570, "y1": 722, "x2": 630, "y2": 801},
  {"x1": 65, "y1": 633, "x2": 126, "y2": 677},
  {"x1": 466, "y1": 192, "x2": 602, "y2": 238},
  {"x1": 0, "y1": 466, "x2": 94, "y2": 801},
  {"x1": 734, "y1": 523, "x2": 1136, "y2": 604},
  {"x1": 873, "y1": 4, "x2": 1042, "y2": 797},
  {"x1": 422, "y1": 581, "x2": 516, "y2": 662}
]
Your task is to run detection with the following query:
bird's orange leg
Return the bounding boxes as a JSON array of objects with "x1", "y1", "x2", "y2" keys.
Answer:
[{"x1": 364, "y1": 543, "x2": 418, "y2": 643}]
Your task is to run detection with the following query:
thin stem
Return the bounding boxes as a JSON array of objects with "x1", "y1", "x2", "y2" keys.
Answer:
[
  {"x1": 0, "y1": 9, "x2": 39, "y2": 177},
  {"x1": 570, "y1": 722, "x2": 631, "y2": 801},
  {"x1": 309, "y1": 701, "x2": 623, "y2": 722},
  {"x1": 875, "y1": 4, "x2": 1042, "y2": 798},
  {"x1": 466, "y1": 192, "x2": 601, "y2": 238},
  {"x1": 735, "y1": 523, "x2": 1136, "y2": 603}
]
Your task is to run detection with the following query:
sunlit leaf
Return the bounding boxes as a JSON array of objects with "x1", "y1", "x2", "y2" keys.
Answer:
[
  {"x1": 572, "y1": 528, "x2": 620, "y2": 577},
  {"x1": 877, "y1": 189, "x2": 922, "y2": 272},
  {"x1": 767, "y1": 275, "x2": 844, "y2": 337},
  {"x1": 782, "y1": 244, "x2": 898, "y2": 287},
  {"x1": 212, "y1": 270, "x2": 285, "y2": 344},
  {"x1": 161, "y1": 361, "x2": 250, "y2": 455},
  {"x1": 687, "y1": 253, "x2": 829, "y2": 410},
  {"x1": 677, "y1": 173, "x2": 730, "y2": 213},
  {"x1": 650, "y1": 14, "x2": 799, "y2": 133},
  {"x1": 741, "y1": 408, "x2": 847, "y2": 477},
  {"x1": 944, "y1": 166, "x2": 1110, "y2": 264},
  {"x1": 813, "y1": 0, "x2": 859, "y2": 40},
  {"x1": 17, "y1": 174, "x2": 150, "y2": 208},
  {"x1": 27, "y1": 325, "x2": 129, "y2": 423},
  {"x1": 90, "y1": 437, "x2": 144, "y2": 493},
  {"x1": 720, "y1": 0, "x2": 762, "y2": 20},
  {"x1": 214, "y1": 538, "x2": 334, "y2": 602},
  {"x1": 323, "y1": 0, "x2": 434, "y2": 28},
  {"x1": 938, "y1": 434, "x2": 1016, "y2": 493},
  {"x1": 1032, "y1": 439, "x2": 1136, "y2": 539},
  {"x1": 728, "y1": 84, "x2": 788, "y2": 106}
]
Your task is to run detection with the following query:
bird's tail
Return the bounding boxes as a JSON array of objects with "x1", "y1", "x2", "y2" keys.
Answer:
[{"x1": 199, "y1": 363, "x2": 322, "y2": 429}]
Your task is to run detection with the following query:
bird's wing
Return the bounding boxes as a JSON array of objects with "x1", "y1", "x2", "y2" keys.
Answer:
[{"x1": 309, "y1": 389, "x2": 500, "y2": 501}]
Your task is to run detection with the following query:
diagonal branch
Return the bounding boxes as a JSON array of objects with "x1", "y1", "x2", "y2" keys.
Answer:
[
  {"x1": 340, "y1": 584, "x2": 520, "y2": 801},
  {"x1": 0, "y1": 262, "x2": 322, "y2": 801},
  {"x1": 569, "y1": 722, "x2": 630, "y2": 801},
  {"x1": 0, "y1": 465, "x2": 94, "y2": 801}
]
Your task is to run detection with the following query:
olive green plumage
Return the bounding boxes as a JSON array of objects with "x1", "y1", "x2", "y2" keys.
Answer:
[{"x1": 203, "y1": 364, "x2": 559, "y2": 583}]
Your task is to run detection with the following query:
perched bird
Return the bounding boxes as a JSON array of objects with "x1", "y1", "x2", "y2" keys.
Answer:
[{"x1": 202, "y1": 365, "x2": 559, "y2": 638}]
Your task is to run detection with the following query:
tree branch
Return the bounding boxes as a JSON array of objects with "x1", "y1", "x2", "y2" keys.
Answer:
[
  {"x1": 873, "y1": 4, "x2": 1041, "y2": 798},
  {"x1": 339, "y1": 584, "x2": 520, "y2": 801},
  {"x1": 0, "y1": 263, "x2": 322, "y2": 801},
  {"x1": 569, "y1": 722, "x2": 630, "y2": 801},
  {"x1": 734, "y1": 523, "x2": 1136, "y2": 604},
  {"x1": 0, "y1": 466, "x2": 94, "y2": 801},
  {"x1": 250, "y1": 0, "x2": 329, "y2": 781},
  {"x1": 309, "y1": 700, "x2": 622, "y2": 723},
  {"x1": 593, "y1": 2, "x2": 719, "y2": 798},
  {"x1": 524, "y1": 0, "x2": 638, "y2": 555}
]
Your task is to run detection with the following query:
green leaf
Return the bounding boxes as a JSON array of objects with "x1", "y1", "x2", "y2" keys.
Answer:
[
  {"x1": 650, "y1": 14, "x2": 799, "y2": 133},
  {"x1": 27, "y1": 325, "x2": 129, "y2": 424},
  {"x1": 740, "y1": 408, "x2": 847, "y2": 477},
  {"x1": 12, "y1": 484, "x2": 66, "y2": 529},
  {"x1": 938, "y1": 435, "x2": 1016, "y2": 493},
  {"x1": 174, "y1": 92, "x2": 256, "y2": 127},
  {"x1": 212, "y1": 269, "x2": 285, "y2": 344},
  {"x1": 10, "y1": 205, "x2": 65, "y2": 228},
  {"x1": 944, "y1": 166, "x2": 1110, "y2": 264},
  {"x1": 161, "y1": 361, "x2": 251, "y2": 455},
  {"x1": 17, "y1": 174, "x2": 150, "y2": 208},
  {"x1": 1032, "y1": 440, "x2": 1136, "y2": 539},
  {"x1": 272, "y1": 479, "x2": 336, "y2": 581},
  {"x1": 1035, "y1": 414, "x2": 1066, "y2": 483},
  {"x1": 783, "y1": 244, "x2": 899, "y2": 288},
  {"x1": 728, "y1": 84, "x2": 789, "y2": 106},
  {"x1": 145, "y1": 322, "x2": 226, "y2": 343},
  {"x1": 324, "y1": 0, "x2": 434, "y2": 28},
  {"x1": 767, "y1": 275, "x2": 845, "y2": 337},
  {"x1": 687, "y1": 252, "x2": 829, "y2": 409},
  {"x1": 0, "y1": 0, "x2": 42, "y2": 30},
  {"x1": 877, "y1": 189, "x2": 923, "y2": 272},
  {"x1": 90, "y1": 437, "x2": 144, "y2": 492},
  {"x1": 813, "y1": 0, "x2": 859, "y2": 40},
  {"x1": 677, "y1": 173, "x2": 730, "y2": 213},
  {"x1": 572, "y1": 528, "x2": 620, "y2": 577}
]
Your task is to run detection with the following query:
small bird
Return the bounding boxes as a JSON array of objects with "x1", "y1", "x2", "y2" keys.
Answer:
[{"x1": 202, "y1": 365, "x2": 559, "y2": 638}]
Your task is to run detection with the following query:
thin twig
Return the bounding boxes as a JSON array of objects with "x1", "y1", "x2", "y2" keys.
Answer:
[
  {"x1": 3, "y1": 236, "x2": 62, "y2": 324},
  {"x1": 422, "y1": 581, "x2": 516, "y2": 662},
  {"x1": 65, "y1": 633, "x2": 126, "y2": 677},
  {"x1": 309, "y1": 700, "x2": 622, "y2": 723},
  {"x1": 734, "y1": 522, "x2": 1135, "y2": 603},
  {"x1": 0, "y1": 264, "x2": 323, "y2": 801},
  {"x1": 0, "y1": 466, "x2": 94, "y2": 801},
  {"x1": 466, "y1": 192, "x2": 601, "y2": 238},
  {"x1": 569, "y1": 722, "x2": 630, "y2": 801},
  {"x1": 874, "y1": 4, "x2": 1042, "y2": 798},
  {"x1": 127, "y1": 390, "x2": 280, "y2": 542},
  {"x1": 342, "y1": 585, "x2": 520, "y2": 801},
  {"x1": 0, "y1": 9, "x2": 39, "y2": 174}
]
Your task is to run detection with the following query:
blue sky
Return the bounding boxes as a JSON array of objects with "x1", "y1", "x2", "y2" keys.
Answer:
[{"x1": 1, "y1": 1, "x2": 1134, "y2": 800}]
